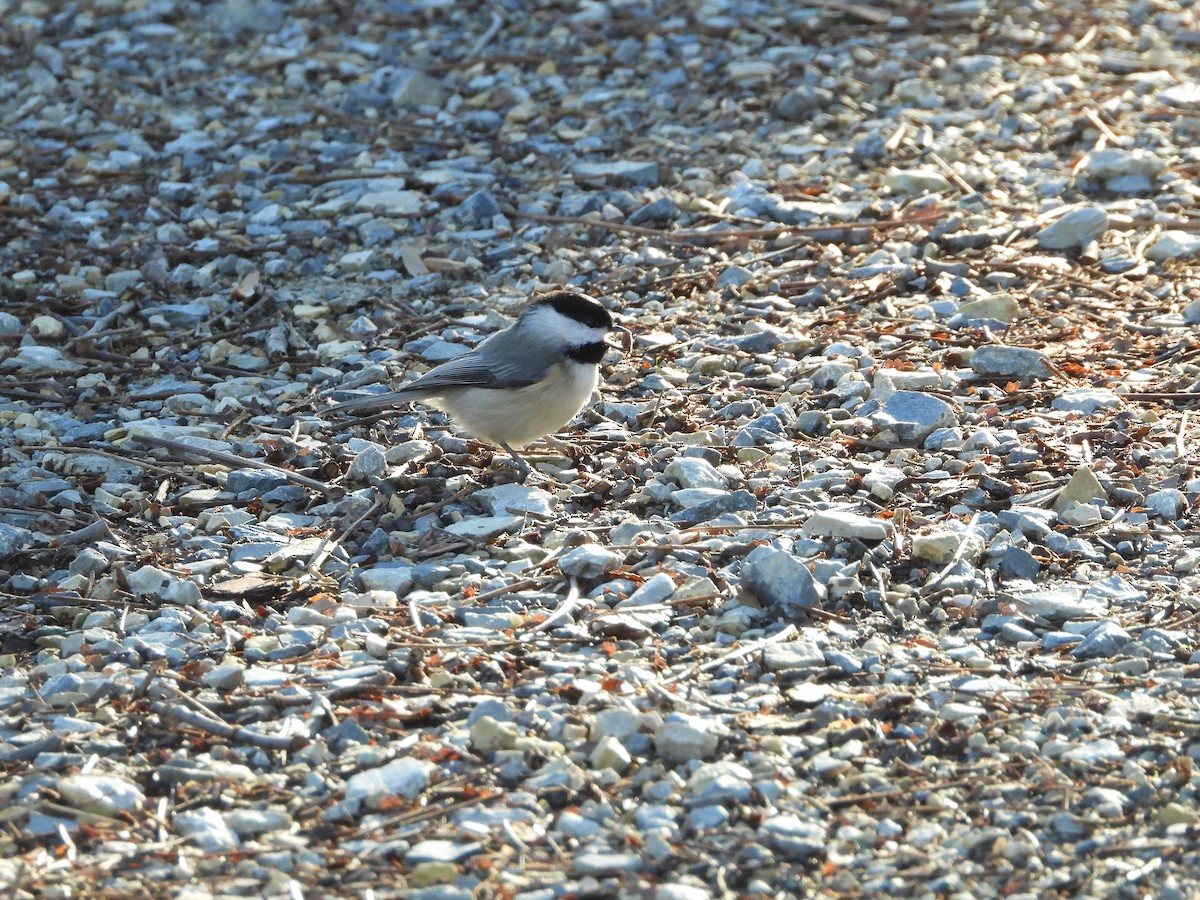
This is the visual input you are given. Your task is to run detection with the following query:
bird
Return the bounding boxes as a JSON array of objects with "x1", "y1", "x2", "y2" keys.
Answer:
[{"x1": 325, "y1": 290, "x2": 618, "y2": 479}]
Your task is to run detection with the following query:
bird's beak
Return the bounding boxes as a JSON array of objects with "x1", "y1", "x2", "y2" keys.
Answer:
[{"x1": 605, "y1": 325, "x2": 633, "y2": 354}]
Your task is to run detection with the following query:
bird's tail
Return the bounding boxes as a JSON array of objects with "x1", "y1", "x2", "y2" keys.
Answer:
[{"x1": 323, "y1": 389, "x2": 420, "y2": 416}]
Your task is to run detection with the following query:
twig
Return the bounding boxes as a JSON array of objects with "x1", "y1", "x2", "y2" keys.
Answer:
[
  {"x1": 130, "y1": 433, "x2": 340, "y2": 498},
  {"x1": 510, "y1": 207, "x2": 946, "y2": 245},
  {"x1": 520, "y1": 578, "x2": 580, "y2": 638},
  {"x1": 658, "y1": 624, "x2": 798, "y2": 686},
  {"x1": 150, "y1": 693, "x2": 309, "y2": 751},
  {"x1": 306, "y1": 495, "x2": 385, "y2": 575},
  {"x1": 921, "y1": 512, "x2": 981, "y2": 594},
  {"x1": 54, "y1": 518, "x2": 113, "y2": 547},
  {"x1": 466, "y1": 8, "x2": 505, "y2": 61}
]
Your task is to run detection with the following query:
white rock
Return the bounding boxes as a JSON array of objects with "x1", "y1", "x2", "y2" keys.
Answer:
[
  {"x1": 355, "y1": 189, "x2": 424, "y2": 215},
  {"x1": 473, "y1": 483, "x2": 557, "y2": 516},
  {"x1": 911, "y1": 529, "x2": 983, "y2": 563},
  {"x1": 1051, "y1": 388, "x2": 1122, "y2": 414},
  {"x1": 741, "y1": 545, "x2": 822, "y2": 611},
  {"x1": 175, "y1": 807, "x2": 240, "y2": 851},
  {"x1": 1145, "y1": 488, "x2": 1186, "y2": 519},
  {"x1": 1146, "y1": 230, "x2": 1200, "y2": 262},
  {"x1": 559, "y1": 543, "x2": 623, "y2": 578},
  {"x1": 470, "y1": 715, "x2": 519, "y2": 753},
  {"x1": 664, "y1": 457, "x2": 727, "y2": 490},
  {"x1": 442, "y1": 514, "x2": 524, "y2": 540},
  {"x1": 202, "y1": 662, "x2": 245, "y2": 691},
  {"x1": 1035, "y1": 205, "x2": 1109, "y2": 249},
  {"x1": 359, "y1": 564, "x2": 413, "y2": 594},
  {"x1": 884, "y1": 168, "x2": 952, "y2": 194},
  {"x1": 593, "y1": 708, "x2": 642, "y2": 742},
  {"x1": 58, "y1": 774, "x2": 146, "y2": 816},
  {"x1": 590, "y1": 735, "x2": 632, "y2": 772},
  {"x1": 655, "y1": 714, "x2": 719, "y2": 763},
  {"x1": 344, "y1": 758, "x2": 434, "y2": 808},
  {"x1": 346, "y1": 444, "x2": 388, "y2": 481},
  {"x1": 223, "y1": 808, "x2": 292, "y2": 836},
  {"x1": 802, "y1": 509, "x2": 891, "y2": 541},
  {"x1": 3, "y1": 345, "x2": 84, "y2": 374},
  {"x1": 1054, "y1": 466, "x2": 1107, "y2": 511},
  {"x1": 1081, "y1": 147, "x2": 1166, "y2": 180}
]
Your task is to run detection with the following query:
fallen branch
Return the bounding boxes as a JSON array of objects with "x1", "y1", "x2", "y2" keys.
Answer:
[{"x1": 131, "y1": 433, "x2": 340, "y2": 498}]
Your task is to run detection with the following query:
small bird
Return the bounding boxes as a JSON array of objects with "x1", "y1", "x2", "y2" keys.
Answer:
[{"x1": 326, "y1": 291, "x2": 617, "y2": 478}]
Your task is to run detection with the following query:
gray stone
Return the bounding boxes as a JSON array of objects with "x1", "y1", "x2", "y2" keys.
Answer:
[
  {"x1": 405, "y1": 839, "x2": 481, "y2": 864},
  {"x1": 389, "y1": 68, "x2": 447, "y2": 109},
  {"x1": 872, "y1": 390, "x2": 958, "y2": 442},
  {"x1": 358, "y1": 564, "x2": 414, "y2": 595},
  {"x1": 346, "y1": 444, "x2": 388, "y2": 482},
  {"x1": 998, "y1": 546, "x2": 1040, "y2": 580},
  {"x1": 715, "y1": 265, "x2": 754, "y2": 288},
  {"x1": 741, "y1": 546, "x2": 823, "y2": 612},
  {"x1": 969, "y1": 345, "x2": 1055, "y2": 379},
  {"x1": 883, "y1": 169, "x2": 952, "y2": 194},
  {"x1": 1019, "y1": 586, "x2": 1107, "y2": 621},
  {"x1": 1081, "y1": 148, "x2": 1166, "y2": 181},
  {"x1": 1145, "y1": 488, "x2": 1186, "y2": 520},
  {"x1": 344, "y1": 757, "x2": 433, "y2": 808},
  {"x1": 569, "y1": 849, "x2": 644, "y2": 876},
  {"x1": 58, "y1": 773, "x2": 145, "y2": 815},
  {"x1": 356, "y1": 189, "x2": 424, "y2": 215},
  {"x1": 3, "y1": 346, "x2": 83, "y2": 374},
  {"x1": 1035, "y1": 206, "x2": 1109, "y2": 249},
  {"x1": 669, "y1": 489, "x2": 756, "y2": 526},
  {"x1": 442, "y1": 515, "x2": 525, "y2": 540},
  {"x1": 628, "y1": 196, "x2": 680, "y2": 226},
  {"x1": 474, "y1": 483, "x2": 557, "y2": 517},
  {"x1": 175, "y1": 807, "x2": 240, "y2": 852},
  {"x1": 655, "y1": 714, "x2": 719, "y2": 763},
  {"x1": 573, "y1": 160, "x2": 661, "y2": 186},
  {"x1": 451, "y1": 188, "x2": 502, "y2": 228},
  {"x1": 775, "y1": 86, "x2": 830, "y2": 121},
  {"x1": 758, "y1": 813, "x2": 826, "y2": 861},
  {"x1": 559, "y1": 543, "x2": 623, "y2": 578},
  {"x1": 761, "y1": 641, "x2": 826, "y2": 671},
  {"x1": 0, "y1": 523, "x2": 34, "y2": 559}
]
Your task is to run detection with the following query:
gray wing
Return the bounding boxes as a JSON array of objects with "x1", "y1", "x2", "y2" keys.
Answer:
[{"x1": 325, "y1": 327, "x2": 553, "y2": 415}]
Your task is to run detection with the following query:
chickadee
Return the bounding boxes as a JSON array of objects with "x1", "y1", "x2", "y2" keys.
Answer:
[{"x1": 326, "y1": 291, "x2": 618, "y2": 478}]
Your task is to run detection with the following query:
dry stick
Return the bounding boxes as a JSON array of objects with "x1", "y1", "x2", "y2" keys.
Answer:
[
  {"x1": 921, "y1": 512, "x2": 982, "y2": 595},
  {"x1": 55, "y1": 518, "x2": 113, "y2": 547},
  {"x1": 343, "y1": 791, "x2": 493, "y2": 839},
  {"x1": 510, "y1": 207, "x2": 946, "y2": 245},
  {"x1": 150, "y1": 693, "x2": 309, "y2": 752},
  {"x1": 306, "y1": 495, "x2": 385, "y2": 575},
  {"x1": 658, "y1": 624, "x2": 798, "y2": 687},
  {"x1": 520, "y1": 578, "x2": 580, "y2": 639},
  {"x1": 928, "y1": 151, "x2": 987, "y2": 205},
  {"x1": 1176, "y1": 409, "x2": 1191, "y2": 461},
  {"x1": 19, "y1": 443, "x2": 213, "y2": 486},
  {"x1": 466, "y1": 8, "x2": 505, "y2": 60},
  {"x1": 66, "y1": 300, "x2": 137, "y2": 348},
  {"x1": 131, "y1": 433, "x2": 340, "y2": 498}
]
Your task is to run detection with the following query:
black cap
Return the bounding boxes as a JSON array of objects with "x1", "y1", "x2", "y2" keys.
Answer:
[{"x1": 535, "y1": 291, "x2": 612, "y2": 330}]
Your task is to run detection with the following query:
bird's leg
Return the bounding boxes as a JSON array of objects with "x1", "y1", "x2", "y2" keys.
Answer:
[{"x1": 500, "y1": 443, "x2": 532, "y2": 481}]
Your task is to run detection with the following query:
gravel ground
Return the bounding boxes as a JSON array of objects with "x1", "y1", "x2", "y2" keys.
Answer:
[{"x1": 4, "y1": 0, "x2": 1200, "y2": 897}]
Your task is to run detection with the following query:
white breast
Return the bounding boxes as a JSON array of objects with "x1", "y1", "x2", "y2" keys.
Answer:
[{"x1": 430, "y1": 360, "x2": 600, "y2": 448}]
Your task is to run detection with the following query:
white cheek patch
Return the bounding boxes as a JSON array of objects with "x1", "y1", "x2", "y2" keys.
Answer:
[{"x1": 529, "y1": 305, "x2": 610, "y2": 347}]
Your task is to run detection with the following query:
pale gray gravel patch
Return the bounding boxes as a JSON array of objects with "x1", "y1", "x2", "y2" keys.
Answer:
[{"x1": 5, "y1": 0, "x2": 1200, "y2": 897}]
